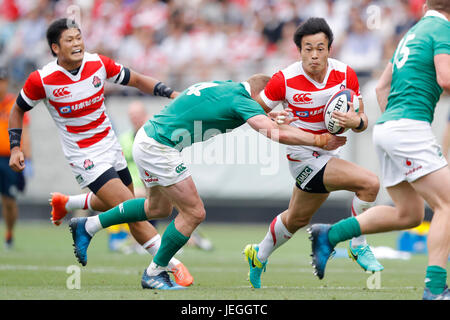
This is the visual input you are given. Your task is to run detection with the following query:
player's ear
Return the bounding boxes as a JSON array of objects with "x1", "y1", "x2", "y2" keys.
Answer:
[{"x1": 51, "y1": 43, "x2": 60, "y2": 56}]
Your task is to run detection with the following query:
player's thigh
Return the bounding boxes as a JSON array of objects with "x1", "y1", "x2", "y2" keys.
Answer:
[
  {"x1": 95, "y1": 178, "x2": 134, "y2": 208},
  {"x1": 285, "y1": 185, "x2": 329, "y2": 226},
  {"x1": 411, "y1": 166, "x2": 450, "y2": 212},
  {"x1": 386, "y1": 181, "x2": 425, "y2": 224},
  {"x1": 323, "y1": 157, "x2": 379, "y2": 193},
  {"x1": 146, "y1": 185, "x2": 173, "y2": 218}
]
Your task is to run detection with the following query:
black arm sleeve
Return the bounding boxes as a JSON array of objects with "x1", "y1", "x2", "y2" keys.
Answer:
[{"x1": 16, "y1": 94, "x2": 33, "y2": 112}]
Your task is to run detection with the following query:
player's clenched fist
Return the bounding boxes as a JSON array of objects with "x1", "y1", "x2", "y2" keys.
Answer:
[
  {"x1": 9, "y1": 148, "x2": 25, "y2": 172},
  {"x1": 314, "y1": 133, "x2": 347, "y2": 150}
]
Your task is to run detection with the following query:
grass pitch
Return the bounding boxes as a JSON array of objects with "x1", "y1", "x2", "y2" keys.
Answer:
[{"x1": 0, "y1": 221, "x2": 430, "y2": 300}]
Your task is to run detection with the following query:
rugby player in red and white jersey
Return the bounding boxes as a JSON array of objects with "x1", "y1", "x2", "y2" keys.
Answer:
[
  {"x1": 8, "y1": 18, "x2": 193, "y2": 287},
  {"x1": 244, "y1": 17, "x2": 383, "y2": 288}
]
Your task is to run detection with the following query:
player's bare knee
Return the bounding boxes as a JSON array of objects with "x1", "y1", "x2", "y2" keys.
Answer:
[
  {"x1": 397, "y1": 209, "x2": 423, "y2": 229},
  {"x1": 188, "y1": 206, "x2": 206, "y2": 226},
  {"x1": 358, "y1": 173, "x2": 380, "y2": 201}
]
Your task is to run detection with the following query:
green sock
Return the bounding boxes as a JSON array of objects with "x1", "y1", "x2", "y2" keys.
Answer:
[
  {"x1": 328, "y1": 217, "x2": 362, "y2": 247},
  {"x1": 425, "y1": 265, "x2": 447, "y2": 295},
  {"x1": 153, "y1": 220, "x2": 189, "y2": 267},
  {"x1": 98, "y1": 198, "x2": 147, "y2": 228}
]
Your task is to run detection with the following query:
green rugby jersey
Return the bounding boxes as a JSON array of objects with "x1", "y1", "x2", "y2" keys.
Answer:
[
  {"x1": 377, "y1": 10, "x2": 450, "y2": 124},
  {"x1": 143, "y1": 81, "x2": 266, "y2": 150}
]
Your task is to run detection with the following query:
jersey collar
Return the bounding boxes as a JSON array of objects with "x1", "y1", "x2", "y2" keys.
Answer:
[
  {"x1": 241, "y1": 81, "x2": 252, "y2": 96},
  {"x1": 424, "y1": 10, "x2": 448, "y2": 21},
  {"x1": 54, "y1": 53, "x2": 87, "y2": 81}
]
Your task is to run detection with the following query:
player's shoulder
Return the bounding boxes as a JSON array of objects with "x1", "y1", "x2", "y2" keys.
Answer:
[
  {"x1": 279, "y1": 61, "x2": 302, "y2": 79},
  {"x1": 328, "y1": 58, "x2": 349, "y2": 73}
]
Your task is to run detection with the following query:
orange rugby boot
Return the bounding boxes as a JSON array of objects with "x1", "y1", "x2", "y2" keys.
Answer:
[
  {"x1": 49, "y1": 192, "x2": 69, "y2": 226},
  {"x1": 171, "y1": 262, "x2": 194, "y2": 287}
]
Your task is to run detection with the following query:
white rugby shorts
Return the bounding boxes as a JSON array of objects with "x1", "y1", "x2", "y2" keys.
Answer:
[
  {"x1": 68, "y1": 140, "x2": 128, "y2": 189},
  {"x1": 373, "y1": 119, "x2": 447, "y2": 187},
  {"x1": 132, "y1": 127, "x2": 191, "y2": 188},
  {"x1": 286, "y1": 145, "x2": 339, "y2": 190}
]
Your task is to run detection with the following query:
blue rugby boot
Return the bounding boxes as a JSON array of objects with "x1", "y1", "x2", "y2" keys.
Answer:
[
  {"x1": 69, "y1": 217, "x2": 92, "y2": 266},
  {"x1": 348, "y1": 240, "x2": 384, "y2": 272},
  {"x1": 141, "y1": 268, "x2": 186, "y2": 290},
  {"x1": 243, "y1": 244, "x2": 267, "y2": 289},
  {"x1": 307, "y1": 224, "x2": 335, "y2": 280},
  {"x1": 423, "y1": 285, "x2": 450, "y2": 300}
]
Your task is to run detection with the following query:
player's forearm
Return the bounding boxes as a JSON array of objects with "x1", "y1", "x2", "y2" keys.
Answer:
[
  {"x1": 275, "y1": 124, "x2": 315, "y2": 146},
  {"x1": 8, "y1": 104, "x2": 25, "y2": 130},
  {"x1": 128, "y1": 70, "x2": 176, "y2": 98}
]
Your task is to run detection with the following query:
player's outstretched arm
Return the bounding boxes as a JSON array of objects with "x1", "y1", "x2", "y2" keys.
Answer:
[
  {"x1": 375, "y1": 62, "x2": 393, "y2": 112},
  {"x1": 126, "y1": 69, "x2": 179, "y2": 99},
  {"x1": 8, "y1": 104, "x2": 26, "y2": 172},
  {"x1": 247, "y1": 114, "x2": 346, "y2": 150}
]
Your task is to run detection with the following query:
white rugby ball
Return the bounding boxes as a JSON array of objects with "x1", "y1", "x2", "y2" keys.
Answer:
[{"x1": 324, "y1": 88, "x2": 359, "y2": 134}]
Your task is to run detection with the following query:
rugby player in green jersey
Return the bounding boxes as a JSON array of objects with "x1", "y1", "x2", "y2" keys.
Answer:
[
  {"x1": 309, "y1": 0, "x2": 450, "y2": 300},
  {"x1": 68, "y1": 74, "x2": 347, "y2": 289}
]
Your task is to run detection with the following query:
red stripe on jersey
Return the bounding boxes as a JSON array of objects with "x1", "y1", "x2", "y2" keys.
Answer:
[
  {"x1": 49, "y1": 88, "x2": 104, "y2": 118},
  {"x1": 76, "y1": 126, "x2": 111, "y2": 148},
  {"x1": 42, "y1": 61, "x2": 103, "y2": 85},
  {"x1": 99, "y1": 55, "x2": 121, "y2": 79},
  {"x1": 286, "y1": 70, "x2": 346, "y2": 92},
  {"x1": 346, "y1": 66, "x2": 360, "y2": 95},
  {"x1": 23, "y1": 71, "x2": 46, "y2": 101},
  {"x1": 66, "y1": 112, "x2": 107, "y2": 133},
  {"x1": 289, "y1": 104, "x2": 325, "y2": 123},
  {"x1": 80, "y1": 61, "x2": 103, "y2": 80}
]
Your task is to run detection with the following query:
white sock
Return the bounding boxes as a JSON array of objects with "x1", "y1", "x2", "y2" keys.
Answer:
[
  {"x1": 257, "y1": 214, "x2": 292, "y2": 262},
  {"x1": 84, "y1": 216, "x2": 102, "y2": 236},
  {"x1": 350, "y1": 195, "x2": 374, "y2": 247},
  {"x1": 142, "y1": 234, "x2": 161, "y2": 256},
  {"x1": 146, "y1": 261, "x2": 165, "y2": 276},
  {"x1": 66, "y1": 192, "x2": 93, "y2": 211},
  {"x1": 141, "y1": 234, "x2": 180, "y2": 269}
]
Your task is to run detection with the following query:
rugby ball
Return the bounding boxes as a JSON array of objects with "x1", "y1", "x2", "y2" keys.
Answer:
[{"x1": 324, "y1": 88, "x2": 359, "y2": 134}]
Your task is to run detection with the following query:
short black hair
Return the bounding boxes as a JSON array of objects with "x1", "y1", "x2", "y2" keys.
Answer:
[
  {"x1": 46, "y1": 18, "x2": 81, "y2": 57},
  {"x1": 293, "y1": 17, "x2": 334, "y2": 50}
]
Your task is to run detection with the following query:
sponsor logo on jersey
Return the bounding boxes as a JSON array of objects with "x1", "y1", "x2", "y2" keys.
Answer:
[
  {"x1": 59, "y1": 106, "x2": 72, "y2": 114},
  {"x1": 292, "y1": 93, "x2": 313, "y2": 104},
  {"x1": 53, "y1": 87, "x2": 71, "y2": 99},
  {"x1": 312, "y1": 151, "x2": 320, "y2": 158},
  {"x1": 58, "y1": 92, "x2": 105, "y2": 115},
  {"x1": 296, "y1": 166, "x2": 314, "y2": 185},
  {"x1": 92, "y1": 76, "x2": 102, "y2": 88},
  {"x1": 294, "y1": 107, "x2": 324, "y2": 118}
]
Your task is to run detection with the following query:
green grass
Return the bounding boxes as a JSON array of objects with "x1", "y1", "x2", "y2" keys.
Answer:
[{"x1": 0, "y1": 221, "x2": 430, "y2": 300}]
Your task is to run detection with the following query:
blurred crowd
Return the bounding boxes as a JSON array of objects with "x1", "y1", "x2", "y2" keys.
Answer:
[{"x1": 0, "y1": 0, "x2": 425, "y2": 94}]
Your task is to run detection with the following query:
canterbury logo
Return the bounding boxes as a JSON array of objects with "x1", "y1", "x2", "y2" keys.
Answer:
[
  {"x1": 292, "y1": 93, "x2": 312, "y2": 104},
  {"x1": 53, "y1": 87, "x2": 71, "y2": 97}
]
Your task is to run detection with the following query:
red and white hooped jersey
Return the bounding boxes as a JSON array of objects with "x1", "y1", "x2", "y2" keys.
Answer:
[
  {"x1": 19, "y1": 52, "x2": 128, "y2": 160},
  {"x1": 260, "y1": 58, "x2": 361, "y2": 136}
]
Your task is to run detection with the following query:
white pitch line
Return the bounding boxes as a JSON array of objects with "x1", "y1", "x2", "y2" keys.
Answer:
[{"x1": 0, "y1": 264, "x2": 423, "y2": 275}]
